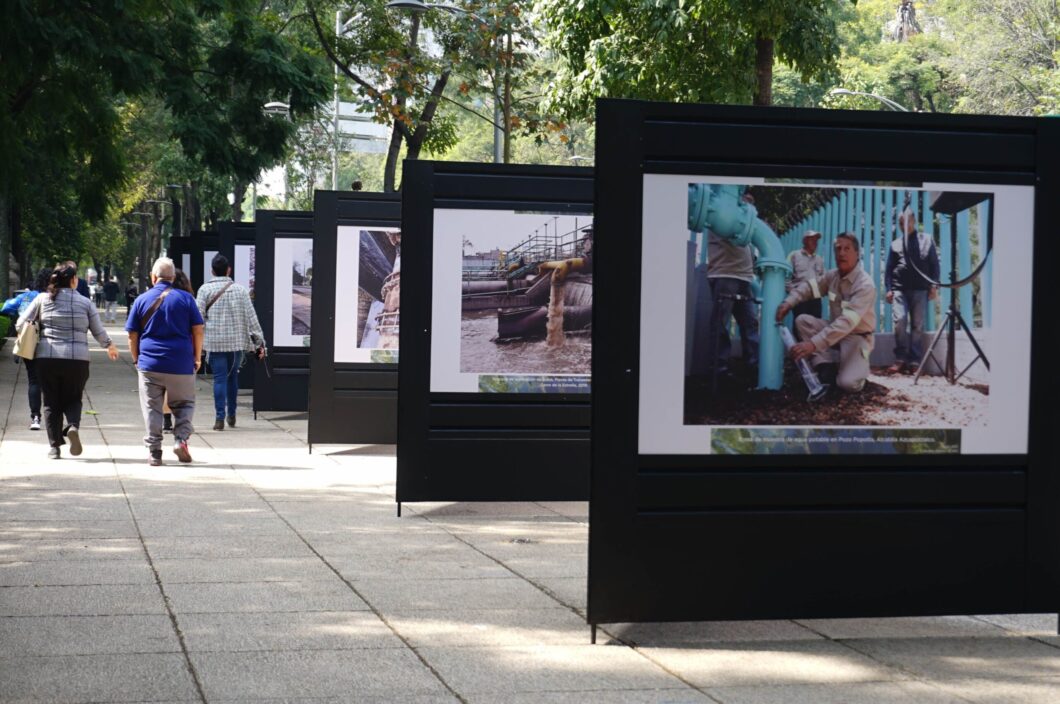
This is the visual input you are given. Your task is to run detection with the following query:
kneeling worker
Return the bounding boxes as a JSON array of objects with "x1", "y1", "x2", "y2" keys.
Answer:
[{"x1": 774, "y1": 232, "x2": 877, "y2": 393}]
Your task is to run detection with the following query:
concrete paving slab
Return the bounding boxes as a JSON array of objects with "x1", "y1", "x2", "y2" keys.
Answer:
[
  {"x1": 417, "y1": 644, "x2": 684, "y2": 695},
  {"x1": 848, "y1": 637, "x2": 1060, "y2": 681},
  {"x1": 973, "y1": 613, "x2": 1058, "y2": 635},
  {"x1": 704, "y1": 680, "x2": 969, "y2": 704},
  {"x1": 468, "y1": 692, "x2": 712, "y2": 704},
  {"x1": 190, "y1": 649, "x2": 449, "y2": 699},
  {"x1": 0, "y1": 614, "x2": 179, "y2": 657},
  {"x1": 0, "y1": 583, "x2": 166, "y2": 616},
  {"x1": 407, "y1": 502, "x2": 565, "y2": 519},
  {"x1": 0, "y1": 559, "x2": 154, "y2": 586},
  {"x1": 354, "y1": 577, "x2": 560, "y2": 612},
  {"x1": 0, "y1": 537, "x2": 143, "y2": 561},
  {"x1": 639, "y1": 640, "x2": 908, "y2": 688},
  {"x1": 178, "y1": 611, "x2": 402, "y2": 652},
  {"x1": 0, "y1": 653, "x2": 199, "y2": 702},
  {"x1": 388, "y1": 608, "x2": 590, "y2": 648},
  {"x1": 0, "y1": 519, "x2": 139, "y2": 541},
  {"x1": 606, "y1": 620, "x2": 823, "y2": 646},
  {"x1": 165, "y1": 580, "x2": 370, "y2": 614},
  {"x1": 143, "y1": 533, "x2": 314, "y2": 559},
  {"x1": 329, "y1": 549, "x2": 511, "y2": 582},
  {"x1": 152, "y1": 556, "x2": 337, "y2": 583},
  {"x1": 209, "y1": 697, "x2": 458, "y2": 704},
  {"x1": 530, "y1": 576, "x2": 586, "y2": 611},
  {"x1": 797, "y1": 616, "x2": 1008, "y2": 639},
  {"x1": 134, "y1": 515, "x2": 293, "y2": 538},
  {"x1": 493, "y1": 555, "x2": 587, "y2": 579},
  {"x1": 932, "y1": 676, "x2": 1060, "y2": 703}
]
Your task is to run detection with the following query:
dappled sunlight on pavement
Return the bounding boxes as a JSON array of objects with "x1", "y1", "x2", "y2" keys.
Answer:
[{"x1": 1, "y1": 334, "x2": 1058, "y2": 702}]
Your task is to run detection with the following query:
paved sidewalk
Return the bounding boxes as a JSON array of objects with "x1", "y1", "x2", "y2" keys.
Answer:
[{"x1": 1, "y1": 326, "x2": 1058, "y2": 703}]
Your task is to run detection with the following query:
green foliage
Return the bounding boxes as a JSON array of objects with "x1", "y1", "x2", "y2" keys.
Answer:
[{"x1": 537, "y1": 0, "x2": 852, "y2": 118}]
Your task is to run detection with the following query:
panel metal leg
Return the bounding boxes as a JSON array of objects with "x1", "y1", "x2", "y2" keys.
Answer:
[
  {"x1": 308, "y1": 443, "x2": 312, "y2": 454},
  {"x1": 396, "y1": 502, "x2": 402, "y2": 518},
  {"x1": 590, "y1": 624, "x2": 597, "y2": 644}
]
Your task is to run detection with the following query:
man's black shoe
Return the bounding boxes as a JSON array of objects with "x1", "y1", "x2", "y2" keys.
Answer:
[
  {"x1": 815, "y1": 363, "x2": 838, "y2": 387},
  {"x1": 162, "y1": 413, "x2": 173, "y2": 432},
  {"x1": 213, "y1": 419, "x2": 225, "y2": 431},
  {"x1": 149, "y1": 450, "x2": 163, "y2": 467},
  {"x1": 226, "y1": 415, "x2": 236, "y2": 428}
]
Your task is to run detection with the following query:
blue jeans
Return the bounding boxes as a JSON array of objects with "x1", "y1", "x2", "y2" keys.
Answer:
[
  {"x1": 892, "y1": 289, "x2": 928, "y2": 364},
  {"x1": 207, "y1": 351, "x2": 243, "y2": 419}
]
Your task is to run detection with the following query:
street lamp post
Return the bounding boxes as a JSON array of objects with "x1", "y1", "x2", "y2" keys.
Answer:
[
  {"x1": 263, "y1": 101, "x2": 293, "y2": 208},
  {"x1": 386, "y1": 0, "x2": 505, "y2": 163},
  {"x1": 829, "y1": 88, "x2": 910, "y2": 112}
]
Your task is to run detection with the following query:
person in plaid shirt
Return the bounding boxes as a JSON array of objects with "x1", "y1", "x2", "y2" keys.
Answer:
[{"x1": 196, "y1": 254, "x2": 266, "y2": 430}]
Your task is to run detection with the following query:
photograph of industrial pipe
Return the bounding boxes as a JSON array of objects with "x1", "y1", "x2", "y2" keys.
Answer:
[
  {"x1": 357, "y1": 230, "x2": 401, "y2": 355},
  {"x1": 684, "y1": 181, "x2": 992, "y2": 431},
  {"x1": 459, "y1": 216, "x2": 593, "y2": 379}
]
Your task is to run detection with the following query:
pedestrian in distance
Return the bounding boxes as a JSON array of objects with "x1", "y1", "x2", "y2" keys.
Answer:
[
  {"x1": 127, "y1": 257, "x2": 204, "y2": 466},
  {"x1": 196, "y1": 253, "x2": 266, "y2": 431},
  {"x1": 102, "y1": 276, "x2": 120, "y2": 324},
  {"x1": 4, "y1": 267, "x2": 52, "y2": 431},
  {"x1": 125, "y1": 281, "x2": 139, "y2": 318},
  {"x1": 884, "y1": 207, "x2": 940, "y2": 375},
  {"x1": 67, "y1": 261, "x2": 91, "y2": 300},
  {"x1": 775, "y1": 232, "x2": 878, "y2": 394},
  {"x1": 16, "y1": 265, "x2": 121, "y2": 459}
]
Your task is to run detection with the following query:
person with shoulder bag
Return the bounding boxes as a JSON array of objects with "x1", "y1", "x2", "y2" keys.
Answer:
[
  {"x1": 195, "y1": 254, "x2": 266, "y2": 431},
  {"x1": 16, "y1": 265, "x2": 120, "y2": 458},
  {"x1": 126, "y1": 258, "x2": 204, "y2": 466},
  {"x1": 10, "y1": 268, "x2": 54, "y2": 430}
]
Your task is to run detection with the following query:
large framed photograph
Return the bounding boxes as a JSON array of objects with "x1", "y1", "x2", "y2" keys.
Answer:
[
  {"x1": 334, "y1": 226, "x2": 402, "y2": 364},
  {"x1": 430, "y1": 208, "x2": 593, "y2": 394},
  {"x1": 273, "y1": 237, "x2": 312, "y2": 347},
  {"x1": 639, "y1": 174, "x2": 1033, "y2": 456},
  {"x1": 234, "y1": 244, "x2": 255, "y2": 298}
]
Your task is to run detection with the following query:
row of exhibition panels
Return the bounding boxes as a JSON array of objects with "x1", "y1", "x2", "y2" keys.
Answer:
[{"x1": 167, "y1": 102, "x2": 1059, "y2": 634}]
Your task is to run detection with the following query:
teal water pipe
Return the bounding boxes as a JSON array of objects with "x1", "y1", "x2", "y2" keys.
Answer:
[{"x1": 688, "y1": 184, "x2": 792, "y2": 390}]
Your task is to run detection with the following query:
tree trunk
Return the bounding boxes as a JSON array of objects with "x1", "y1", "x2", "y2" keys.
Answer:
[
  {"x1": 232, "y1": 180, "x2": 247, "y2": 222},
  {"x1": 753, "y1": 35, "x2": 774, "y2": 107},
  {"x1": 0, "y1": 191, "x2": 10, "y2": 298},
  {"x1": 383, "y1": 127, "x2": 404, "y2": 193}
]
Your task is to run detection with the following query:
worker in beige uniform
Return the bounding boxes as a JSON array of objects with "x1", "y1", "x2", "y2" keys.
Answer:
[
  {"x1": 775, "y1": 232, "x2": 877, "y2": 393},
  {"x1": 785, "y1": 230, "x2": 825, "y2": 329}
]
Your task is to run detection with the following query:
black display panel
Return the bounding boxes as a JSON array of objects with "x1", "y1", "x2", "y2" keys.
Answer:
[
  {"x1": 589, "y1": 99, "x2": 1059, "y2": 632},
  {"x1": 188, "y1": 230, "x2": 220, "y2": 291},
  {"x1": 219, "y1": 221, "x2": 258, "y2": 390},
  {"x1": 398, "y1": 162, "x2": 594, "y2": 504},
  {"x1": 308, "y1": 191, "x2": 402, "y2": 447},
  {"x1": 253, "y1": 210, "x2": 314, "y2": 416}
]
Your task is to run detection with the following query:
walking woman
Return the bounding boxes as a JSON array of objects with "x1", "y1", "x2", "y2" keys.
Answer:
[
  {"x1": 17, "y1": 268, "x2": 54, "y2": 430},
  {"x1": 16, "y1": 265, "x2": 120, "y2": 458}
]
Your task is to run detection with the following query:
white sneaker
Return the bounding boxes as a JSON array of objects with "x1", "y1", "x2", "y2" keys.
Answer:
[{"x1": 29, "y1": 416, "x2": 41, "y2": 431}]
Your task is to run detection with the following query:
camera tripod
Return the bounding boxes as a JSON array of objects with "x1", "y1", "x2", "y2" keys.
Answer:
[{"x1": 911, "y1": 206, "x2": 992, "y2": 385}]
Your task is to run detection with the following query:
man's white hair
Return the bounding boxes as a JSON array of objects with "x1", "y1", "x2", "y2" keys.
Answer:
[{"x1": 151, "y1": 257, "x2": 176, "y2": 281}]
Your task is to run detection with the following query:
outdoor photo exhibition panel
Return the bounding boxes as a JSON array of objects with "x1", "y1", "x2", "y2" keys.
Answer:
[
  {"x1": 398, "y1": 161, "x2": 594, "y2": 504},
  {"x1": 308, "y1": 191, "x2": 402, "y2": 447},
  {"x1": 219, "y1": 220, "x2": 258, "y2": 389},
  {"x1": 166, "y1": 237, "x2": 191, "y2": 283},
  {"x1": 589, "y1": 99, "x2": 1058, "y2": 634},
  {"x1": 253, "y1": 210, "x2": 315, "y2": 415},
  {"x1": 188, "y1": 230, "x2": 219, "y2": 291}
]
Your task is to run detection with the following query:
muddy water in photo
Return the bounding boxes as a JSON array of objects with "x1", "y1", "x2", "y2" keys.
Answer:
[{"x1": 460, "y1": 309, "x2": 590, "y2": 374}]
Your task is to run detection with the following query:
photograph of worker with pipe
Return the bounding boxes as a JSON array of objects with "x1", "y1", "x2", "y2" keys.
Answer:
[
  {"x1": 683, "y1": 181, "x2": 997, "y2": 453},
  {"x1": 357, "y1": 229, "x2": 401, "y2": 358},
  {"x1": 453, "y1": 212, "x2": 593, "y2": 393}
]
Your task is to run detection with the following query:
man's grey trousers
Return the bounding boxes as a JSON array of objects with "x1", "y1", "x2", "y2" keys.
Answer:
[{"x1": 137, "y1": 371, "x2": 195, "y2": 451}]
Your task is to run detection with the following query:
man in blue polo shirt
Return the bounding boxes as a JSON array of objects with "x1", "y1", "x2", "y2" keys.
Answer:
[{"x1": 126, "y1": 257, "x2": 204, "y2": 466}]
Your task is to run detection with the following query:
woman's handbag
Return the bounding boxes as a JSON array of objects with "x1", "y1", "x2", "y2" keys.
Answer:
[{"x1": 13, "y1": 303, "x2": 40, "y2": 360}]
